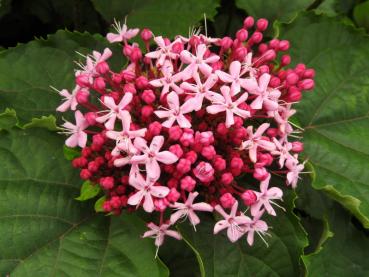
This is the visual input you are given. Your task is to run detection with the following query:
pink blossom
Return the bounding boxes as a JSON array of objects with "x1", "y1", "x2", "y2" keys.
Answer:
[
  {"x1": 251, "y1": 174, "x2": 283, "y2": 216},
  {"x1": 244, "y1": 209, "x2": 269, "y2": 246},
  {"x1": 106, "y1": 19, "x2": 139, "y2": 43},
  {"x1": 146, "y1": 36, "x2": 181, "y2": 66},
  {"x1": 142, "y1": 222, "x2": 182, "y2": 255},
  {"x1": 149, "y1": 62, "x2": 183, "y2": 97},
  {"x1": 61, "y1": 110, "x2": 88, "y2": 148},
  {"x1": 216, "y1": 61, "x2": 254, "y2": 95},
  {"x1": 106, "y1": 111, "x2": 147, "y2": 155},
  {"x1": 181, "y1": 73, "x2": 218, "y2": 111},
  {"x1": 180, "y1": 44, "x2": 220, "y2": 79},
  {"x1": 247, "y1": 73, "x2": 281, "y2": 111},
  {"x1": 273, "y1": 105, "x2": 296, "y2": 136},
  {"x1": 131, "y1": 136, "x2": 179, "y2": 179},
  {"x1": 241, "y1": 52, "x2": 257, "y2": 77},
  {"x1": 206, "y1": 85, "x2": 250, "y2": 128},
  {"x1": 96, "y1": 93, "x2": 133, "y2": 130},
  {"x1": 240, "y1": 123, "x2": 276, "y2": 163},
  {"x1": 170, "y1": 191, "x2": 213, "y2": 227},
  {"x1": 271, "y1": 138, "x2": 293, "y2": 168},
  {"x1": 154, "y1": 91, "x2": 194, "y2": 128},
  {"x1": 128, "y1": 172, "x2": 170, "y2": 213},
  {"x1": 55, "y1": 86, "x2": 81, "y2": 112},
  {"x1": 91, "y1": 48, "x2": 112, "y2": 65},
  {"x1": 213, "y1": 201, "x2": 250, "y2": 243},
  {"x1": 285, "y1": 156, "x2": 305, "y2": 188}
]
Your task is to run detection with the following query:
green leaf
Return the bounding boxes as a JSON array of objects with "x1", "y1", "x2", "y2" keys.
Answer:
[
  {"x1": 95, "y1": 195, "x2": 107, "y2": 213},
  {"x1": 91, "y1": 0, "x2": 220, "y2": 38},
  {"x1": 63, "y1": 145, "x2": 81, "y2": 161},
  {"x1": 0, "y1": 30, "x2": 123, "y2": 125},
  {"x1": 0, "y1": 0, "x2": 11, "y2": 18},
  {"x1": 354, "y1": 1, "x2": 369, "y2": 31},
  {"x1": 0, "y1": 126, "x2": 168, "y2": 276},
  {"x1": 278, "y1": 13, "x2": 369, "y2": 227},
  {"x1": 180, "y1": 191, "x2": 307, "y2": 277},
  {"x1": 23, "y1": 115, "x2": 58, "y2": 131},
  {"x1": 303, "y1": 204, "x2": 369, "y2": 276},
  {"x1": 75, "y1": 181, "x2": 101, "y2": 201},
  {"x1": 236, "y1": 0, "x2": 314, "y2": 23},
  {"x1": 0, "y1": 108, "x2": 17, "y2": 130}
]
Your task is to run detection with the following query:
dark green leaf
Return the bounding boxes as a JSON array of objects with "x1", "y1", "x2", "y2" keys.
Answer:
[
  {"x1": 354, "y1": 1, "x2": 369, "y2": 31},
  {"x1": 23, "y1": 115, "x2": 58, "y2": 130},
  {"x1": 0, "y1": 125, "x2": 168, "y2": 276},
  {"x1": 95, "y1": 195, "x2": 107, "y2": 213},
  {"x1": 278, "y1": 13, "x2": 369, "y2": 227},
  {"x1": 75, "y1": 181, "x2": 101, "y2": 201},
  {"x1": 63, "y1": 145, "x2": 81, "y2": 161},
  {"x1": 91, "y1": 0, "x2": 220, "y2": 38},
  {"x1": 0, "y1": 108, "x2": 17, "y2": 130},
  {"x1": 236, "y1": 0, "x2": 314, "y2": 23},
  {"x1": 0, "y1": 30, "x2": 123, "y2": 125}
]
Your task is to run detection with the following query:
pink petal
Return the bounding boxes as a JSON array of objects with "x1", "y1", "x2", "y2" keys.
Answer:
[
  {"x1": 204, "y1": 55, "x2": 220, "y2": 63},
  {"x1": 156, "y1": 151, "x2": 178, "y2": 164},
  {"x1": 225, "y1": 109, "x2": 235, "y2": 127},
  {"x1": 188, "y1": 210, "x2": 200, "y2": 226},
  {"x1": 255, "y1": 123, "x2": 270, "y2": 137},
  {"x1": 154, "y1": 110, "x2": 172, "y2": 119},
  {"x1": 247, "y1": 230, "x2": 255, "y2": 246},
  {"x1": 103, "y1": 96, "x2": 117, "y2": 110},
  {"x1": 150, "y1": 185, "x2": 170, "y2": 198},
  {"x1": 216, "y1": 70, "x2": 233, "y2": 83},
  {"x1": 65, "y1": 133, "x2": 78, "y2": 148},
  {"x1": 56, "y1": 100, "x2": 71, "y2": 112},
  {"x1": 227, "y1": 226, "x2": 243, "y2": 243},
  {"x1": 119, "y1": 93, "x2": 133, "y2": 109},
  {"x1": 146, "y1": 159, "x2": 161, "y2": 179},
  {"x1": 134, "y1": 137, "x2": 149, "y2": 152},
  {"x1": 106, "y1": 33, "x2": 122, "y2": 43},
  {"x1": 249, "y1": 145, "x2": 258, "y2": 163},
  {"x1": 164, "y1": 230, "x2": 182, "y2": 240},
  {"x1": 150, "y1": 136, "x2": 164, "y2": 152},
  {"x1": 125, "y1": 28, "x2": 139, "y2": 39},
  {"x1": 128, "y1": 190, "x2": 145, "y2": 206},
  {"x1": 145, "y1": 50, "x2": 162, "y2": 59},
  {"x1": 229, "y1": 61, "x2": 241, "y2": 78},
  {"x1": 204, "y1": 74, "x2": 218, "y2": 90},
  {"x1": 170, "y1": 210, "x2": 186, "y2": 224},
  {"x1": 128, "y1": 172, "x2": 145, "y2": 190},
  {"x1": 259, "y1": 73, "x2": 271, "y2": 91},
  {"x1": 101, "y1": 48, "x2": 112, "y2": 61},
  {"x1": 192, "y1": 202, "x2": 213, "y2": 212},
  {"x1": 77, "y1": 131, "x2": 87, "y2": 148},
  {"x1": 114, "y1": 157, "x2": 130, "y2": 167},
  {"x1": 180, "y1": 50, "x2": 194, "y2": 64},
  {"x1": 162, "y1": 117, "x2": 176, "y2": 128},
  {"x1": 105, "y1": 115, "x2": 116, "y2": 130},
  {"x1": 250, "y1": 96, "x2": 263, "y2": 110},
  {"x1": 143, "y1": 194, "x2": 155, "y2": 213},
  {"x1": 199, "y1": 63, "x2": 212, "y2": 76},
  {"x1": 167, "y1": 92, "x2": 179, "y2": 110},
  {"x1": 149, "y1": 79, "x2": 163, "y2": 87},
  {"x1": 206, "y1": 104, "x2": 226, "y2": 114},
  {"x1": 214, "y1": 220, "x2": 229, "y2": 234},
  {"x1": 176, "y1": 114, "x2": 192, "y2": 128},
  {"x1": 196, "y1": 44, "x2": 207, "y2": 59}
]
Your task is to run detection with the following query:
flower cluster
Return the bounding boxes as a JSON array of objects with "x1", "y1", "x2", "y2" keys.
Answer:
[{"x1": 56, "y1": 16, "x2": 314, "y2": 252}]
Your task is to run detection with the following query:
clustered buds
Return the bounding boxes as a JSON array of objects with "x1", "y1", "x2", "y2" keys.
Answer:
[{"x1": 56, "y1": 16, "x2": 314, "y2": 253}]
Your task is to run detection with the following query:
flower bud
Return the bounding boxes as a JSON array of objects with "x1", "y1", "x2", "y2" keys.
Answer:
[
  {"x1": 256, "y1": 18, "x2": 268, "y2": 31},
  {"x1": 242, "y1": 190, "x2": 257, "y2": 206},
  {"x1": 140, "y1": 28, "x2": 152, "y2": 41},
  {"x1": 220, "y1": 193, "x2": 236, "y2": 209}
]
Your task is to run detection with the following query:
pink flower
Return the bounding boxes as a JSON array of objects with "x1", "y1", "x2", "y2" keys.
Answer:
[
  {"x1": 180, "y1": 44, "x2": 220, "y2": 79},
  {"x1": 146, "y1": 36, "x2": 181, "y2": 66},
  {"x1": 285, "y1": 156, "x2": 305, "y2": 188},
  {"x1": 131, "y1": 136, "x2": 179, "y2": 179},
  {"x1": 154, "y1": 91, "x2": 194, "y2": 128},
  {"x1": 91, "y1": 48, "x2": 112, "y2": 65},
  {"x1": 213, "y1": 201, "x2": 250, "y2": 243},
  {"x1": 61, "y1": 110, "x2": 88, "y2": 148},
  {"x1": 106, "y1": 19, "x2": 139, "y2": 43},
  {"x1": 241, "y1": 52, "x2": 257, "y2": 77},
  {"x1": 244, "y1": 209, "x2": 269, "y2": 246},
  {"x1": 55, "y1": 86, "x2": 80, "y2": 112},
  {"x1": 271, "y1": 138, "x2": 293, "y2": 168},
  {"x1": 128, "y1": 172, "x2": 170, "y2": 213},
  {"x1": 273, "y1": 104, "x2": 296, "y2": 136},
  {"x1": 170, "y1": 191, "x2": 213, "y2": 227},
  {"x1": 206, "y1": 85, "x2": 250, "y2": 128},
  {"x1": 149, "y1": 61, "x2": 183, "y2": 97},
  {"x1": 180, "y1": 73, "x2": 218, "y2": 111},
  {"x1": 251, "y1": 174, "x2": 283, "y2": 216},
  {"x1": 96, "y1": 93, "x2": 133, "y2": 130},
  {"x1": 247, "y1": 73, "x2": 281, "y2": 111},
  {"x1": 216, "y1": 61, "x2": 254, "y2": 95},
  {"x1": 193, "y1": 162, "x2": 214, "y2": 183},
  {"x1": 142, "y1": 222, "x2": 182, "y2": 256},
  {"x1": 240, "y1": 123, "x2": 276, "y2": 163},
  {"x1": 106, "y1": 111, "x2": 147, "y2": 155}
]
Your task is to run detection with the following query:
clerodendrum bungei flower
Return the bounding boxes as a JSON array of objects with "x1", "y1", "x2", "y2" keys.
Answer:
[{"x1": 55, "y1": 16, "x2": 314, "y2": 254}]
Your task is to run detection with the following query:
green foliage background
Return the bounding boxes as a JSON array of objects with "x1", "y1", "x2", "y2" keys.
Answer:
[{"x1": 0, "y1": 0, "x2": 368, "y2": 276}]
